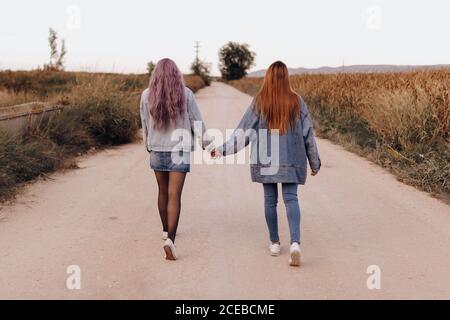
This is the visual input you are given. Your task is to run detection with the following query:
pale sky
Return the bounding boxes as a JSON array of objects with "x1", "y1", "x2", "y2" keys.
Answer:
[{"x1": 1, "y1": 0, "x2": 449, "y2": 75}]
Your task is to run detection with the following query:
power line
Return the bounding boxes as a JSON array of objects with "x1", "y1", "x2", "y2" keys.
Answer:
[{"x1": 194, "y1": 41, "x2": 201, "y2": 64}]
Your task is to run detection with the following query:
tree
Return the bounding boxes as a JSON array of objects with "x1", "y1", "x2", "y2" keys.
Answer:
[
  {"x1": 44, "y1": 28, "x2": 67, "y2": 71},
  {"x1": 56, "y1": 39, "x2": 67, "y2": 70},
  {"x1": 218, "y1": 42, "x2": 256, "y2": 81},
  {"x1": 146, "y1": 61, "x2": 155, "y2": 76},
  {"x1": 191, "y1": 59, "x2": 211, "y2": 86},
  {"x1": 48, "y1": 29, "x2": 58, "y2": 65}
]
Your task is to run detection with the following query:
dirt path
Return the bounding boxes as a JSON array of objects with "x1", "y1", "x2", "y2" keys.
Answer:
[{"x1": 1, "y1": 82, "x2": 450, "y2": 299}]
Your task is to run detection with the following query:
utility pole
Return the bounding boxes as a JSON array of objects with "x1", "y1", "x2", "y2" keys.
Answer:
[
  {"x1": 194, "y1": 41, "x2": 201, "y2": 64},
  {"x1": 342, "y1": 58, "x2": 345, "y2": 73}
]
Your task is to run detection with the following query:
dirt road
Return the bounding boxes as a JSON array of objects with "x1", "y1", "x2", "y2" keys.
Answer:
[{"x1": 1, "y1": 82, "x2": 449, "y2": 299}]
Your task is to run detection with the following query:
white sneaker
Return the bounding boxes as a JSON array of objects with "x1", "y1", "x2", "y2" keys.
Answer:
[
  {"x1": 269, "y1": 242, "x2": 281, "y2": 256},
  {"x1": 162, "y1": 232, "x2": 168, "y2": 240},
  {"x1": 163, "y1": 239, "x2": 177, "y2": 260},
  {"x1": 289, "y1": 243, "x2": 301, "y2": 266}
]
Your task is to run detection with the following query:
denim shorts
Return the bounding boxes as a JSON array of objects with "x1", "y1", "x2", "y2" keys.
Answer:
[{"x1": 149, "y1": 151, "x2": 190, "y2": 173}]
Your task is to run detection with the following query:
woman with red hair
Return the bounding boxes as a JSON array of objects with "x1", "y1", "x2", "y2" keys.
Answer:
[{"x1": 212, "y1": 61, "x2": 321, "y2": 267}]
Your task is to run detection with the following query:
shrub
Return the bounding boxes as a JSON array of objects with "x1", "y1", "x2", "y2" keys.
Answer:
[
  {"x1": 191, "y1": 59, "x2": 212, "y2": 86},
  {"x1": 67, "y1": 76, "x2": 139, "y2": 145},
  {"x1": 40, "y1": 109, "x2": 94, "y2": 155},
  {"x1": 0, "y1": 131, "x2": 62, "y2": 199}
]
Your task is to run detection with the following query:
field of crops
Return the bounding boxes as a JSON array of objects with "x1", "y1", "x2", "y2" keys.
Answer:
[{"x1": 230, "y1": 70, "x2": 450, "y2": 200}]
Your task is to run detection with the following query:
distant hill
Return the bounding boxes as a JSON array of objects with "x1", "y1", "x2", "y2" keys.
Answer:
[{"x1": 247, "y1": 64, "x2": 450, "y2": 77}]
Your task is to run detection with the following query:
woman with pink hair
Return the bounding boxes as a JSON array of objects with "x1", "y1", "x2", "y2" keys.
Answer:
[{"x1": 140, "y1": 58, "x2": 213, "y2": 260}]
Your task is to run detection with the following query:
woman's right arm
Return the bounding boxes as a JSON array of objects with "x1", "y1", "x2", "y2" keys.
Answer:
[{"x1": 187, "y1": 89, "x2": 215, "y2": 150}]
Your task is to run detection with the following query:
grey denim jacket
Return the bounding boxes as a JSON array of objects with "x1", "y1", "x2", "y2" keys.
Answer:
[
  {"x1": 217, "y1": 97, "x2": 321, "y2": 184},
  {"x1": 140, "y1": 87, "x2": 213, "y2": 152}
]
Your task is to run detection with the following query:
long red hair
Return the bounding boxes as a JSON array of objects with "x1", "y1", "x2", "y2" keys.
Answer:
[{"x1": 253, "y1": 61, "x2": 300, "y2": 134}]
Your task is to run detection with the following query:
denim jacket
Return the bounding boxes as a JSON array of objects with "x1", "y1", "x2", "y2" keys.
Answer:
[
  {"x1": 140, "y1": 87, "x2": 213, "y2": 152},
  {"x1": 217, "y1": 97, "x2": 321, "y2": 184}
]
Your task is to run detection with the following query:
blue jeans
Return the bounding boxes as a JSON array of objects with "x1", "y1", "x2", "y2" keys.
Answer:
[{"x1": 263, "y1": 183, "x2": 301, "y2": 244}]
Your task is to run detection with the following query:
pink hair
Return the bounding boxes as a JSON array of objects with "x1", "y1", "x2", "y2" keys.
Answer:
[{"x1": 148, "y1": 58, "x2": 185, "y2": 129}]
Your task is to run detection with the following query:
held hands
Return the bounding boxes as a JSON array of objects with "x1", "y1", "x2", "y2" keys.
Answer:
[
  {"x1": 209, "y1": 146, "x2": 319, "y2": 175},
  {"x1": 205, "y1": 143, "x2": 221, "y2": 159},
  {"x1": 210, "y1": 149, "x2": 221, "y2": 159},
  {"x1": 210, "y1": 148, "x2": 319, "y2": 176}
]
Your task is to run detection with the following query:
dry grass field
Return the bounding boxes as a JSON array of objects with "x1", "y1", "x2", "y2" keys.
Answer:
[
  {"x1": 230, "y1": 70, "x2": 450, "y2": 200},
  {"x1": 0, "y1": 70, "x2": 206, "y2": 200}
]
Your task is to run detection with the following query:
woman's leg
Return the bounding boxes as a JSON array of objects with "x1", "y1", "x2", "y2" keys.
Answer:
[
  {"x1": 167, "y1": 172, "x2": 187, "y2": 243},
  {"x1": 154, "y1": 171, "x2": 169, "y2": 233},
  {"x1": 263, "y1": 183, "x2": 280, "y2": 243},
  {"x1": 281, "y1": 183, "x2": 301, "y2": 244}
]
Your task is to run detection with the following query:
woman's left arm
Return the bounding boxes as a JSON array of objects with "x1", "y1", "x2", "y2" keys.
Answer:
[
  {"x1": 217, "y1": 104, "x2": 259, "y2": 156},
  {"x1": 139, "y1": 92, "x2": 151, "y2": 153},
  {"x1": 301, "y1": 100, "x2": 321, "y2": 173}
]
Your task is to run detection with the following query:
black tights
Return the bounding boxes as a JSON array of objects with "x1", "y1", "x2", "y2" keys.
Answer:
[{"x1": 154, "y1": 171, "x2": 186, "y2": 243}]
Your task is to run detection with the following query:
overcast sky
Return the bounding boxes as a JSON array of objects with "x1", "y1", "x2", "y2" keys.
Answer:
[{"x1": 1, "y1": 0, "x2": 449, "y2": 75}]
